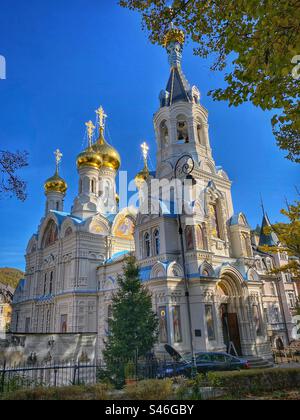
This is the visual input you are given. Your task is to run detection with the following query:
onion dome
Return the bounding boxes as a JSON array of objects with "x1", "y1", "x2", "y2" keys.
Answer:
[
  {"x1": 135, "y1": 142, "x2": 150, "y2": 188},
  {"x1": 135, "y1": 166, "x2": 150, "y2": 189},
  {"x1": 163, "y1": 27, "x2": 185, "y2": 47},
  {"x1": 44, "y1": 149, "x2": 67, "y2": 194},
  {"x1": 92, "y1": 127, "x2": 121, "y2": 171},
  {"x1": 76, "y1": 146, "x2": 103, "y2": 170},
  {"x1": 44, "y1": 171, "x2": 68, "y2": 194}
]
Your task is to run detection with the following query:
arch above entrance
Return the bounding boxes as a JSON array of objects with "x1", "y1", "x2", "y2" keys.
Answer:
[{"x1": 216, "y1": 266, "x2": 247, "y2": 298}]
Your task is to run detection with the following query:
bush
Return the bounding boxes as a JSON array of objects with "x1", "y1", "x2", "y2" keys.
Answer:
[
  {"x1": 1, "y1": 384, "x2": 111, "y2": 401},
  {"x1": 124, "y1": 379, "x2": 174, "y2": 400},
  {"x1": 198, "y1": 368, "x2": 300, "y2": 399}
]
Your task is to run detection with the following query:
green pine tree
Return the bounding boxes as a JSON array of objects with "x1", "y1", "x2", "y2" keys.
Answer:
[{"x1": 103, "y1": 256, "x2": 159, "y2": 385}]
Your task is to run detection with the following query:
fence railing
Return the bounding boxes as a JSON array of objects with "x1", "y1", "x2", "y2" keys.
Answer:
[
  {"x1": 0, "y1": 358, "x2": 178, "y2": 393},
  {"x1": 1, "y1": 352, "x2": 300, "y2": 394},
  {"x1": 0, "y1": 361, "x2": 100, "y2": 393}
]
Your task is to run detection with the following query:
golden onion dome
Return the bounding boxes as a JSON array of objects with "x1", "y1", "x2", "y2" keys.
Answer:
[
  {"x1": 76, "y1": 146, "x2": 103, "y2": 170},
  {"x1": 44, "y1": 171, "x2": 67, "y2": 194},
  {"x1": 92, "y1": 128, "x2": 121, "y2": 171},
  {"x1": 135, "y1": 165, "x2": 150, "y2": 189},
  {"x1": 163, "y1": 27, "x2": 185, "y2": 47}
]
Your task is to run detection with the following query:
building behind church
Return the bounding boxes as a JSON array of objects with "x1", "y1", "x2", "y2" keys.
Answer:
[
  {"x1": 0, "y1": 283, "x2": 14, "y2": 337},
  {"x1": 11, "y1": 28, "x2": 299, "y2": 363}
]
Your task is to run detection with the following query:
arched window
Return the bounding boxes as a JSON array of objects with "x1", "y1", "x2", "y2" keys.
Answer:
[
  {"x1": 79, "y1": 179, "x2": 83, "y2": 194},
  {"x1": 144, "y1": 232, "x2": 151, "y2": 258},
  {"x1": 255, "y1": 258, "x2": 262, "y2": 271},
  {"x1": 209, "y1": 203, "x2": 221, "y2": 239},
  {"x1": 56, "y1": 201, "x2": 60, "y2": 211},
  {"x1": 266, "y1": 259, "x2": 273, "y2": 272},
  {"x1": 153, "y1": 229, "x2": 160, "y2": 255},
  {"x1": 49, "y1": 271, "x2": 53, "y2": 295},
  {"x1": 197, "y1": 123, "x2": 202, "y2": 145},
  {"x1": 176, "y1": 115, "x2": 189, "y2": 143},
  {"x1": 160, "y1": 120, "x2": 169, "y2": 149},
  {"x1": 42, "y1": 220, "x2": 58, "y2": 248},
  {"x1": 91, "y1": 179, "x2": 96, "y2": 194},
  {"x1": 65, "y1": 227, "x2": 73, "y2": 237},
  {"x1": 43, "y1": 273, "x2": 47, "y2": 295}
]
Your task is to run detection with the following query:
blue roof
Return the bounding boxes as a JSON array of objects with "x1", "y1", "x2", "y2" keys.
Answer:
[
  {"x1": 105, "y1": 250, "x2": 131, "y2": 264},
  {"x1": 230, "y1": 213, "x2": 250, "y2": 228},
  {"x1": 259, "y1": 214, "x2": 278, "y2": 247},
  {"x1": 50, "y1": 211, "x2": 84, "y2": 226},
  {"x1": 105, "y1": 213, "x2": 117, "y2": 224}
]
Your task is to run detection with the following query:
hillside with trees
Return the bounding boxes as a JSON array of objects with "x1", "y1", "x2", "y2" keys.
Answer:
[{"x1": 0, "y1": 268, "x2": 24, "y2": 289}]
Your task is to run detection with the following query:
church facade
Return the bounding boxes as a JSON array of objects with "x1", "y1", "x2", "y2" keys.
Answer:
[{"x1": 11, "y1": 28, "x2": 298, "y2": 362}]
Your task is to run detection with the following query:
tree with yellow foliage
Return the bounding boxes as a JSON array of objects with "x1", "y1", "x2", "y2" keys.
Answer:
[
  {"x1": 260, "y1": 201, "x2": 300, "y2": 278},
  {"x1": 120, "y1": 0, "x2": 300, "y2": 162}
]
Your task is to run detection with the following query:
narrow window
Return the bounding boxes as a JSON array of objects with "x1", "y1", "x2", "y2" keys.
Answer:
[
  {"x1": 144, "y1": 232, "x2": 151, "y2": 257},
  {"x1": 153, "y1": 229, "x2": 160, "y2": 255}
]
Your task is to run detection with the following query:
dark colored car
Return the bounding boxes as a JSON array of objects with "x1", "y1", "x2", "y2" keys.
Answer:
[{"x1": 157, "y1": 345, "x2": 250, "y2": 378}]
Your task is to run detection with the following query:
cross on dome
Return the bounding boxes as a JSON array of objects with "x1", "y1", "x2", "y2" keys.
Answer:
[
  {"x1": 54, "y1": 149, "x2": 63, "y2": 172},
  {"x1": 141, "y1": 142, "x2": 149, "y2": 165},
  {"x1": 85, "y1": 120, "x2": 95, "y2": 147},
  {"x1": 95, "y1": 106, "x2": 107, "y2": 130}
]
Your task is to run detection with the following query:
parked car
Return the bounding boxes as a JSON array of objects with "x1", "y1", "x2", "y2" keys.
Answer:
[{"x1": 157, "y1": 345, "x2": 250, "y2": 378}]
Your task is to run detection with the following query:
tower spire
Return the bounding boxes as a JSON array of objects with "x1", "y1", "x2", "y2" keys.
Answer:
[
  {"x1": 260, "y1": 193, "x2": 266, "y2": 216},
  {"x1": 159, "y1": 25, "x2": 198, "y2": 107}
]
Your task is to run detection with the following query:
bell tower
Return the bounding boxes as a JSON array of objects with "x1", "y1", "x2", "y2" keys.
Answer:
[{"x1": 154, "y1": 28, "x2": 215, "y2": 178}]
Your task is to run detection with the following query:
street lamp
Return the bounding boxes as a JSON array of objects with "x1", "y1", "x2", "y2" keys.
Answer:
[{"x1": 174, "y1": 154, "x2": 197, "y2": 376}]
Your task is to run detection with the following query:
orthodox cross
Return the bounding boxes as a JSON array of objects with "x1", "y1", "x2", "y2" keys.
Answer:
[
  {"x1": 95, "y1": 106, "x2": 107, "y2": 129},
  {"x1": 85, "y1": 120, "x2": 95, "y2": 147},
  {"x1": 141, "y1": 142, "x2": 149, "y2": 166},
  {"x1": 54, "y1": 149, "x2": 63, "y2": 173}
]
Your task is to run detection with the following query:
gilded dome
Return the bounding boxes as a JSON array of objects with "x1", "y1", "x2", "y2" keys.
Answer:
[
  {"x1": 92, "y1": 128, "x2": 121, "y2": 171},
  {"x1": 163, "y1": 28, "x2": 185, "y2": 47},
  {"x1": 44, "y1": 171, "x2": 67, "y2": 194},
  {"x1": 77, "y1": 146, "x2": 103, "y2": 170},
  {"x1": 135, "y1": 166, "x2": 150, "y2": 188}
]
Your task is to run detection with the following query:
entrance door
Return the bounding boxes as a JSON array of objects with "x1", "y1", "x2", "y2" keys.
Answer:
[
  {"x1": 221, "y1": 305, "x2": 242, "y2": 356},
  {"x1": 226, "y1": 313, "x2": 242, "y2": 356}
]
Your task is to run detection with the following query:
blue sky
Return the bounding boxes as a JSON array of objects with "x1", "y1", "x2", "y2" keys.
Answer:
[{"x1": 0, "y1": 0, "x2": 299, "y2": 271}]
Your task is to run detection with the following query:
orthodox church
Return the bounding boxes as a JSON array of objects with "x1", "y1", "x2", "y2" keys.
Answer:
[{"x1": 11, "y1": 28, "x2": 298, "y2": 362}]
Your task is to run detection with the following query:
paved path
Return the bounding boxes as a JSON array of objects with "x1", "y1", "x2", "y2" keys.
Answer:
[{"x1": 273, "y1": 363, "x2": 300, "y2": 369}]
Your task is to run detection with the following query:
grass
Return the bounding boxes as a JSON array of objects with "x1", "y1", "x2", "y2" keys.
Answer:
[
  {"x1": 1, "y1": 368, "x2": 300, "y2": 400},
  {"x1": 1, "y1": 384, "x2": 111, "y2": 401}
]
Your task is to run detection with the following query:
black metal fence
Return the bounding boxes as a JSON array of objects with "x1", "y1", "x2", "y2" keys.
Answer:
[
  {"x1": 0, "y1": 361, "x2": 99, "y2": 393},
  {"x1": 1, "y1": 353, "x2": 300, "y2": 394},
  {"x1": 0, "y1": 358, "x2": 179, "y2": 394}
]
